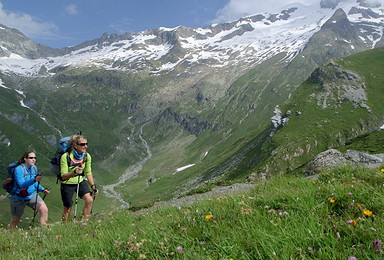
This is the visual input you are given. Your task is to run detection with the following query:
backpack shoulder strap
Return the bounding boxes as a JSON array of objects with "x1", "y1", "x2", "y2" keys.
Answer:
[
  {"x1": 66, "y1": 152, "x2": 71, "y2": 167},
  {"x1": 32, "y1": 165, "x2": 37, "y2": 175},
  {"x1": 19, "y1": 164, "x2": 27, "y2": 178}
]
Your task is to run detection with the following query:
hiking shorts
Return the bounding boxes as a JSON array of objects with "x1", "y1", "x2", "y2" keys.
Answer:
[
  {"x1": 10, "y1": 194, "x2": 43, "y2": 217},
  {"x1": 60, "y1": 181, "x2": 91, "y2": 208}
]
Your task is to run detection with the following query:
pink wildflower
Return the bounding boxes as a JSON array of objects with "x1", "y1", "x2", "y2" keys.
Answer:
[{"x1": 373, "y1": 240, "x2": 383, "y2": 253}]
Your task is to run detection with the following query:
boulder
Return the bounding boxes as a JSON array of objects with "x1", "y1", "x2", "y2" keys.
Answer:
[
  {"x1": 306, "y1": 148, "x2": 384, "y2": 175},
  {"x1": 305, "y1": 149, "x2": 348, "y2": 175},
  {"x1": 345, "y1": 149, "x2": 383, "y2": 166}
]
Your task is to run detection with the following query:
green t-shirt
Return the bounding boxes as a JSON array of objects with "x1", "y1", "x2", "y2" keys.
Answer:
[{"x1": 60, "y1": 150, "x2": 92, "y2": 184}]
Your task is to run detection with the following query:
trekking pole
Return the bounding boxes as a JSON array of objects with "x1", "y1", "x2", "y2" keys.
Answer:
[
  {"x1": 32, "y1": 179, "x2": 40, "y2": 225},
  {"x1": 91, "y1": 191, "x2": 96, "y2": 214},
  {"x1": 73, "y1": 174, "x2": 80, "y2": 220},
  {"x1": 32, "y1": 191, "x2": 48, "y2": 223}
]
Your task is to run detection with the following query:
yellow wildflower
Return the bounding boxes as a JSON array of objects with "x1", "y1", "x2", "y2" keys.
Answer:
[
  {"x1": 381, "y1": 168, "x2": 384, "y2": 173},
  {"x1": 363, "y1": 210, "x2": 373, "y2": 217},
  {"x1": 312, "y1": 181, "x2": 316, "y2": 184},
  {"x1": 205, "y1": 215, "x2": 212, "y2": 220},
  {"x1": 330, "y1": 199, "x2": 335, "y2": 204}
]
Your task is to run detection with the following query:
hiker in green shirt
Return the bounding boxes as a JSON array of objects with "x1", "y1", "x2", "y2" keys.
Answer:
[{"x1": 59, "y1": 135, "x2": 98, "y2": 221}]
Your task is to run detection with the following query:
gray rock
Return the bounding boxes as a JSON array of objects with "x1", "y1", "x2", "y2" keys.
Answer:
[
  {"x1": 306, "y1": 148, "x2": 384, "y2": 175},
  {"x1": 305, "y1": 149, "x2": 348, "y2": 175},
  {"x1": 345, "y1": 149, "x2": 383, "y2": 167}
]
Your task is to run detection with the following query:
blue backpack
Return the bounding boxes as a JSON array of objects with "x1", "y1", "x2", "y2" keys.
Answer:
[
  {"x1": 2, "y1": 162, "x2": 32, "y2": 195},
  {"x1": 50, "y1": 136, "x2": 87, "y2": 183},
  {"x1": 50, "y1": 136, "x2": 71, "y2": 182}
]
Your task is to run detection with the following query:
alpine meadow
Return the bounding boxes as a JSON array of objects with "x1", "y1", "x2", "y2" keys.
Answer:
[{"x1": 1, "y1": 0, "x2": 384, "y2": 258}]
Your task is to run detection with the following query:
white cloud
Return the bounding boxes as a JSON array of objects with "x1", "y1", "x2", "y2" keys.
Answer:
[
  {"x1": 0, "y1": 1, "x2": 58, "y2": 40},
  {"x1": 213, "y1": 0, "x2": 384, "y2": 24},
  {"x1": 65, "y1": 4, "x2": 78, "y2": 15},
  {"x1": 213, "y1": 0, "x2": 318, "y2": 23},
  {"x1": 212, "y1": 0, "x2": 384, "y2": 23},
  {"x1": 366, "y1": 0, "x2": 384, "y2": 6}
]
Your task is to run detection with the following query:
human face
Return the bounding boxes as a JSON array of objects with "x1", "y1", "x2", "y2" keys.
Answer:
[
  {"x1": 25, "y1": 152, "x2": 36, "y2": 167},
  {"x1": 75, "y1": 139, "x2": 88, "y2": 154}
]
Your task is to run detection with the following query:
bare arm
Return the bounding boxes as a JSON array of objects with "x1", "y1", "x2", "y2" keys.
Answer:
[{"x1": 86, "y1": 174, "x2": 98, "y2": 196}]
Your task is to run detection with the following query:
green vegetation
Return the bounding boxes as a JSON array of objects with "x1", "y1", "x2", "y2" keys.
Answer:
[
  {"x1": 1, "y1": 166, "x2": 384, "y2": 259},
  {"x1": 1, "y1": 44, "x2": 384, "y2": 230},
  {"x1": 340, "y1": 130, "x2": 384, "y2": 154},
  {"x1": 254, "y1": 47, "x2": 384, "y2": 176}
]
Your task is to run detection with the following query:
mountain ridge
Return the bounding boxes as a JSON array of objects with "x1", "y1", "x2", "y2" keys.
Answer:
[{"x1": 1, "y1": 0, "x2": 383, "y2": 77}]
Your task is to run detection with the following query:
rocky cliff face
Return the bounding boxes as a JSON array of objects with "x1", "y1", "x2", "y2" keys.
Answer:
[
  {"x1": 0, "y1": 24, "x2": 61, "y2": 58},
  {"x1": 310, "y1": 61, "x2": 370, "y2": 111}
]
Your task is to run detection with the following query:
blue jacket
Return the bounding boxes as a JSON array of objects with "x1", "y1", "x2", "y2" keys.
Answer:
[{"x1": 10, "y1": 163, "x2": 44, "y2": 200}]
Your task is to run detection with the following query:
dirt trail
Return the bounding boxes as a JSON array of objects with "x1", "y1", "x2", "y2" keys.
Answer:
[{"x1": 135, "y1": 182, "x2": 254, "y2": 214}]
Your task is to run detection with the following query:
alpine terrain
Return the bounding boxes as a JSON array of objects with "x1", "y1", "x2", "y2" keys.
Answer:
[{"x1": 1, "y1": 0, "x2": 384, "y2": 221}]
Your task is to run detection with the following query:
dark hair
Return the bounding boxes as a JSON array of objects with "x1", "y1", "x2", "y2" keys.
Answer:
[{"x1": 17, "y1": 151, "x2": 36, "y2": 165}]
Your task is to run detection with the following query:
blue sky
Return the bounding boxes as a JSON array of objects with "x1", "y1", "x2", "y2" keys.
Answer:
[{"x1": 0, "y1": 0, "x2": 318, "y2": 48}]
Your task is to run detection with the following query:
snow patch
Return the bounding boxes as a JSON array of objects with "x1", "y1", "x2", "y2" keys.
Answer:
[
  {"x1": 173, "y1": 164, "x2": 195, "y2": 175},
  {"x1": 176, "y1": 164, "x2": 195, "y2": 172},
  {"x1": 0, "y1": 78, "x2": 9, "y2": 89}
]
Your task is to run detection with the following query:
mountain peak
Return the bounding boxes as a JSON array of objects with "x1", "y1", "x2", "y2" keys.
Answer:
[
  {"x1": 320, "y1": 0, "x2": 343, "y2": 9},
  {"x1": 0, "y1": 1, "x2": 383, "y2": 77}
]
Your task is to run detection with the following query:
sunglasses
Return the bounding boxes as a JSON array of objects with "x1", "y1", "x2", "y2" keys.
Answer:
[
  {"x1": 78, "y1": 143, "x2": 88, "y2": 146},
  {"x1": 28, "y1": 157, "x2": 36, "y2": 159}
]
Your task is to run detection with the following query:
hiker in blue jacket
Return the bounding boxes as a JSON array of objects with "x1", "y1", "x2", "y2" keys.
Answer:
[{"x1": 9, "y1": 151, "x2": 50, "y2": 229}]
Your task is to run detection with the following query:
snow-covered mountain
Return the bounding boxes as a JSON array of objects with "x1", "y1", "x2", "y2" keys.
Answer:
[{"x1": 0, "y1": 0, "x2": 383, "y2": 77}]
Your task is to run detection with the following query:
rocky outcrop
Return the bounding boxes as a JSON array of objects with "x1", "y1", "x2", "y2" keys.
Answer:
[
  {"x1": 310, "y1": 62, "x2": 370, "y2": 111},
  {"x1": 270, "y1": 106, "x2": 290, "y2": 137},
  {"x1": 155, "y1": 108, "x2": 213, "y2": 136},
  {"x1": 305, "y1": 149, "x2": 383, "y2": 175},
  {"x1": 0, "y1": 132, "x2": 10, "y2": 146}
]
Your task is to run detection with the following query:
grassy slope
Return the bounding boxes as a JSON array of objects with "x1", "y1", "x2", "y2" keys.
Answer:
[
  {"x1": 257, "y1": 47, "x2": 384, "y2": 175},
  {"x1": 1, "y1": 165, "x2": 384, "y2": 259}
]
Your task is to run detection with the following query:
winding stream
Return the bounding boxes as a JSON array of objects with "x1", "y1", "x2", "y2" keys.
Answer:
[{"x1": 102, "y1": 121, "x2": 152, "y2": 208}]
